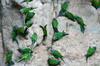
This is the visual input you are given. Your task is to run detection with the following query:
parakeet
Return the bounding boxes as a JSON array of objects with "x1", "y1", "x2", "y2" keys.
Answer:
[
  {"x1": 18, "y1": 52, "x2": 33, "y2": 62},
  {"x1": 48, "y1": 57, "x2": 60, "y2": 66},
  {"x1": 84, "y1": 46, "x2": 96, "y2": 61},
  {"x1": 62, "y1": 11, "x2": 75, "y2": 21},
  {"x1": 51, "y1": 48, "x2": 65, "y2": 62},
  {"x1": 20, "y1": 0, "x2": 33, "y2": 4},
  {"x1": 17, "y1": 48, "x2": 32, "y2": 54},
  {"x1": 91, "y1": 0, "x2": 100, "y2": 9},
  {"x1": 52, "y1": 18, "x2": 59, "y2": 33},
  {"x1": 75, "y1": 16, "x2": 86, "y2": 33},
  {"x1": 31, "y1": 33, "x2": 38, "y2": 45},
  {"x1": 20, "y1": 7, "x2": 36, "y2": 15},
  {"x1": 25, "y1": 21, "x2": 33, "y2": 28},
  {"x1": 58, "y1": 1, "x2": 69, "y2": 16},
  {"x1": 52, "y1": 31, "x2": 69, "y2": 41},
  {"x1": 25, "y1": 12, "x2": 35, "y2": 22},
  {"x1": 6, "y1": 51, "x2": 14, "y2": 66},
  {"x1": 40, "y1": 25, "x2": 47, "y2": 40},
  {"x1": 12, "y1": 25, "x2": 19, "y2": 45}
]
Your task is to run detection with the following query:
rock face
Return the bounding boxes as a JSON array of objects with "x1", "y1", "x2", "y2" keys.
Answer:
[{"x1": 0, "y1": 0, "x2": 100, "y2": 66}]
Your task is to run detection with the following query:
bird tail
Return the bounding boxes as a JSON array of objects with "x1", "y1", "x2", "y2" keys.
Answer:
[
  {"x1": 15, "y1": 39, "x2": 19, "y2": 45},
  {"x1": 20, "y1": 1, "x2": 25, "y2": 4},
  {"x1": 17, "y1": 48, "x2": 21, "y2": 53},
  {"x1": 80, "y1": 25, "x2": 85, "y2": 33},
  {"x1": 18, "y1": 59, "x2": 23, "y2": 62},
  {"x1": 8, "y1": 60, "x2": 14, "y2": 66},
  {"x1": 60, "y1": 56, "x2": 65, "y2": 63},
  {"x1": 53, "y1": 28, "x2": 59, "y2": 33},
  {"x1": 84, "y1": 54, "x2": 88, "y2": 62}
]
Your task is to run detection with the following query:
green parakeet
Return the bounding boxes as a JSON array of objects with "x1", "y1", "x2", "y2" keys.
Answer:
[
  {"x1": 48, "y1": 57, "x2": 60, "y2": 66},
  {"x1": 6, "y1": 51, "x2": 14, "y2": 66},
  {"x1": 85, "y1": 46, "x2": 96, "y2": 61},
  {"x1": 51, "y1": 48, "x2": 65, "y2": 62},
  {"x1": 91, "y1": 0, "x2": 100, "y2": 9},
  {"x1": 20, "y1": 7, "x2": 36, "y2": 15},
  {"x1": 58, "y1": 1, "x2": 69, "y2": 16},
  {"x1": 52, "y1": 31, "x2": 69, "y2": 41},
  {"x1": 31, "y1": 33, "x2": 38, "y2": 45},
  {"x1": 52, "y1": 18, "x2": 59, "y2": 33},
  {"x1": 12, "y1": 25, "x2": 19, "y2": 45},
  {"x1": 17, "y1": 48, "x2": 32, "y2": 54},
  {"x1": 20, "y1": 0, "x2": 33, "y2": 4},
  {"x1": 25, "y1": 12, "x2": 35, "y2": 22},
  {"x1": 75, "y1": 16, "x2": 86, "y2": 33},
  {"x1": 25, "y1": 21, "x2": 33, "y2": 28},
  {"x1": 62, "y1": 11, "x2": 75, "y2": 21},
  {"x1": 18, "y1": 52, "x2": 33, "y2": 62},
  {"x1": 40, "y1": 25, "x2": 47, "y2": 40}
]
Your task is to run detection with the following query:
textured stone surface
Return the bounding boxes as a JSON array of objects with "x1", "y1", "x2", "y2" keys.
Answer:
[{"x1": 1, "y1": 0, "x2": 100, "y2": 66}]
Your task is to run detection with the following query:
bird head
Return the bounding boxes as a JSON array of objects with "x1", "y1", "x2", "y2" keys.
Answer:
[{"x1": 50, "y1": 48, "x2": 54, "y2": 52}]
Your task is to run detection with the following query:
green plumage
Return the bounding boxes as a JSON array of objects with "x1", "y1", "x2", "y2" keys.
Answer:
[
  {"x1": 52, "y1": 18, "x2": 59, "y2": 33},
  {"x1": 17, "y1": 48, "x2": 32, "y2": 54},
  {"x1": 51, "y1": 48, "x2": 65, "y2": 62},
  {"x1": 75, "y1": 16, "x2": 86, "y2": 33},
  {"x1": 31, "y1": 33, "x2": 38, "y2": 45},
  {"x1": 85, "y1": 46, "x2": 96, "y2": 61},
  {"x1": 12, "y1": 26, "x2": 19, "y2": 45},
  {"x1": 53, "y1": 31, "x2": 69, "y2": 41},
  {"x1": 40, "y1": 25, "x2": 47, "y2": 40},
  {"x1": 91, "y1": 0, "x2": 100, "y2": 9},
  {"x1": 62, "y1": 11, "x2": 75, "y2": 21},
  {"x1": 6, "y1": 51, "x2": 14, "y2": 66},
  {"x1": 48, "y1": 57, "x2": 60, "y2": 66},
  {"x1": 25, "y1": 12, "x2": 35, "y2": 22},
  {"x1": 18, "y1": 53, "x2": 33, "y2": 62},
  {"x1": 25, "y1": 21, "x2": 33, "y2": 28}
]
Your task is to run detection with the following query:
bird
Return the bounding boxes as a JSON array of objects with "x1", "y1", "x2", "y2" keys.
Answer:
[
  {"x1": 6, "y1": 51, "x2": 14, "y2": 66},
  {"x1": 50, "y1": 48, "x2": 65, "y2": 63},
  {"x1": 17, "y1": 48, "x2": 32, "y2": 54},
  {"x1": 91, "y1": 0, "x2": 100, "y2": 9},
  {"x1": 40, "y1": 25, "x2": 47, "y2": 40},
  {"x1": 84, "y1": 46, "x2": 96, "y2": 62},
  {"x1": 31, "y1": 33, "x2": 38, "y2": 45},
  {"x1": 48, "y1": 57, "x2": 60, "y2": 66},
  {"x1": 12, "y1": 25, "x2": 19, "y2": 45},
  {"x1": 20, "y1": 0, "x2": 33, "y2": 5},
  {"x1": 52, "y1": 18, "x2": 59, "y2": 33}
]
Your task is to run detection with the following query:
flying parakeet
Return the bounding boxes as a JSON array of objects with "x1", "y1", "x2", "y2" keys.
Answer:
[
  {"x1": 84, "y1": 46, "x2": 96, "y2": 61},
  {"x1": 20, "y1": 0, "x2": 33, "y2": 4},
  {"x1": 17, "y1": 48, "x2": 32, "y2": 54},
  {"x1": 6, "y1": 51, "x2": 14, "y2": 66},
  {"x1": 75, "y1": 16, "x2": 86, "y2": 33},
  {"x1": 52, "y1": 18, "x2": 59, "y2": 33},
  {"x1": 58, "y1": 1, "x2": 69, "y2": 16},
  {"x1": 51, "y1": 48, "x2": 65, "y2": 62},
  {"x1": 18, "y1": 52, "x2": 33, "y2": 62},
  {"x1": 48, "y1": 57, "x2": 60, "y2": 66},
  {"x1": 52, "y1": 31, "x2": 69, "y2": 41},
  {"x1": 40, "y1": 25, "x2": 47, "y2": 40},
  {"x1": 62, "y1": 11, "x2": 75, "y2": 21},
  {"x1": 20, "y1": 7, "x2": 37, "y2": 15},
  {"x1": 25, "y1": 12, "x2": 35, "y2": 22},
  {"x1": 12, "y1": 25, "x2": 19, "y2": 45},
  {"x1": 31, "y1": 33, "x2": 38, "y2": 45},
  {"x1": 25, "y1": 21, "x2": 33, "y2": 28},
  {"x1": 91, "y1": 0, "x2": 100, "y2": 9}
]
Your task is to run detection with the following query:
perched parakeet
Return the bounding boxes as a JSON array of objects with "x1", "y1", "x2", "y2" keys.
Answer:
[
  {"x1": 58, "y1": 1, "x2": 69, "y2": 16},
  {"x1": 12, "y1": 25, "x2": 19, "y2": 45},
  {"x1": 17, "y1": 48, "x2": 32, "y2": 54},
  {"x1": 48, "y1": 57, "x2": 60, "y2": 66},
  {"x1": 52, "y1": 18, "x2": 59, "y2": 33},
  {"x1": 85, "y1": 46, "x2": 96, "y2": 61},
  {"x1": 52, "y1": 31, "x2": 69, "y2": 41},
  {"x1": 62, "y1": 11, "x2": 75, "y2": 21},
  {"x1": 91, "y1": 0, "x2": 100, "y2": 9},
  {"x1": 20, "y1": 0, "x2": 33, "y2": 4},
  {"x1": 25, "y1": 12, "x2": 35, "y2": 22},
  {"x1": 51, "y1": 48, "x2": 65, "y2": 62},
  {"x1": 75, "y1": 16, "x2": 86, "y2": 33},
  {"x1": 20, "y1": 7, "x2": 36, "y2": 15},
  {"x1": 6, "y1": 51, "x2": 14, "y2": 66},
  {"x1": 40, "y1": 25, "x2": 47, "y2": 40},
  {"x1": 18, "y1": 52, "x2": 33, "y2": 62},
  {"x1": 31, "y1": 33, "x2": 38, "y2": 45},
  {"x1": 25, "y1": 21, "x2": 33, "y2": 28}
]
